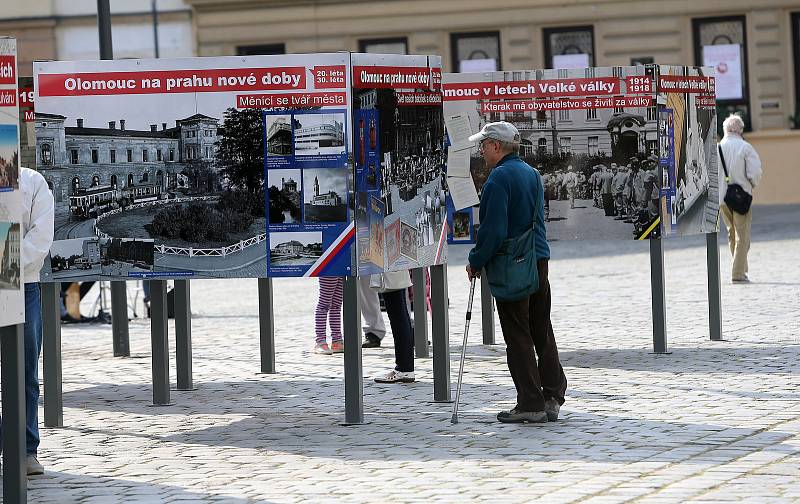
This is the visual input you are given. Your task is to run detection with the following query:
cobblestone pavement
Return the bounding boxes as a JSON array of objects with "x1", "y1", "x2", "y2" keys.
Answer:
[{"x1": 9, "y1": 206, "x2": 800, "y2": 503}]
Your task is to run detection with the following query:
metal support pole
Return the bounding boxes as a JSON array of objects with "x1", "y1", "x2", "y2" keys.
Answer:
[
  {"x1": 480, "y1": 272, "x2": 496, "y2": 345},
  {"x1": 174, "y1": 279, "x2": 193, "y2": 389},
  {"x1": 342, "y1": 276, "x2": 363, "y2": 424},
  {"x1": 111, "y1": 281, "x2": 129, "y2": 357},
  {"x1": 257, "y1": 278, "x2": 276, "y2": 374},
  {"x1": 151, "y1": 0, "x2": 160, "y2": 58},
  {"x1": 649, "y1": 239, "x2": 669, "y2": 354},
  {"x1": 412, "y1": 267, "x2": 429, "y2": 357},
  {"x1": 41, "y1": 282, "x2": 63, "y2": 427},
  {"x1": 430, "y1": 264, "x2": 451, "y2": 402},
  {"x1": 149, "y1": 280, "x2": 171, "y2": 405},
  {"x1": 1, "y1": 324, "x2": 27, "y2": 503},
  {"x1": 706, "y1": 232, "x2": 723, "y2": 341},
  {"x1": 97, "y1": 0, "x2": 113, "y2": 60}
]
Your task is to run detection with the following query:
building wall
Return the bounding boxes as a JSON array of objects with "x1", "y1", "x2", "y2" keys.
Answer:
[
  {"x1": 188, "y1": 0, "x2": 800, "y2": 204},
  {"x1": 0, "y1": 1, "x2": 194, "y2": 76}
]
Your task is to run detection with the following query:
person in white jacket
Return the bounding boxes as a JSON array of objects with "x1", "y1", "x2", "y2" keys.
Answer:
[
  {"x1": 2, "y1": 167, "x2": 54, "y2": 475},
  {"x1": 718, "y1": 114, "x2": 763, "y2": 283}
]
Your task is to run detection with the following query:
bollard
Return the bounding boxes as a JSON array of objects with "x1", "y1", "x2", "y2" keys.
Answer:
[
  {"x1": 149, "y1": 280, "x2": 171, "y2": 405},
  {"x1": 41, "y1": 282, "x2": 63, "y2": 427},
  {"x1": 258, "y1": 278, "x2": 276, "y2": 374},
  {"x1": 1, "y1": 324, "x2": 27, "y2": 503},
  {"x1": 649, "y1": 239, "x2": 669, "y2": 354},
  {"x1": 342, "y1": 276, "x2": 364, "y2": 424},
  {"x1": 706, "y1": 232, "x2": 723, "y2": 341},
  {"x1": 480, "y1": 273, "x2": 496, "y2": 345},
  {"x1": 430, "y1": 264, "x2": 451, "y2": 402},
  {"x1": 174, "y1": 279, "x2": 193, "y2": 389},
  {"x1": 412, "y1": 267, "x2": 429, "y2": 357}
]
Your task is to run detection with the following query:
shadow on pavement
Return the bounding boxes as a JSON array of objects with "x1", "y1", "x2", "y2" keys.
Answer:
[{"x1": 5, "y1": 471, "x2": 268, "y2": 503}]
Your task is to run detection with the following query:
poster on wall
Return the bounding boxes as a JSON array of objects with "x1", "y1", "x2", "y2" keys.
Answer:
[
  {"x1": 443, "y1": 65, "x2": 662, "y2": 243},
  {"x1": 657, "y1": 66, "x2": 719, "y2": 237},
  {"x1": 352, "y1": 53, "x2": 447, "y2": 274},
  {"x1": 0, "y1": 37, "x2": 25, "y2": 326},
  {"x1": 33, "y1": 52, "x2": 351, "y2": 280},
  {"x1": 702, "y1": 44, "x2": 741, "y2": 101}
]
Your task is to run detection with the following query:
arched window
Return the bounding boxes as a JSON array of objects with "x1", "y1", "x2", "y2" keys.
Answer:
[
  {"x1": 41, "y1": 144, "x2": 53, "y2": 165},
  {"x1": 71, "y1": 176, "x2": 80, "y2": 193},
  {"x1": 156, "y1": 170, "x2": 164, "y2": 187},
  {"x1": 142, "y1": 171, "x2": 149, "y2": 183},
  {"x1": 127, "y1": 173, "x2": 134, "y2": 187},
  {"x1": 537, "y1": 138, "x2": 547, "y2": 155},
  {"x1": 110, "y1": 175, "x2": 117, "y2": 189},
  {"x1": 91, "y1": 175, "x2": 100, "y2": 187}
]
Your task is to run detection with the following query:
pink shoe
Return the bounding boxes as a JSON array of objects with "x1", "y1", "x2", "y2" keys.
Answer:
[
  {"x1": 313, "y1": 342, "x2": 332, "y2": 355},
  {"x1": 331, "y1": 341, "x2": 344, "y2": 353}
]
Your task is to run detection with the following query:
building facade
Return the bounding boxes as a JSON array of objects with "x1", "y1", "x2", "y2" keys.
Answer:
[
  {"x1": 0, "y1": 0, "x2": 194, "y2": 77},
  {"x1": 34, "y1": 113, "x2": 219, "y2": 213},
  {"x1": 186, "y1": 0, "x2": 800, "y2": 204}
]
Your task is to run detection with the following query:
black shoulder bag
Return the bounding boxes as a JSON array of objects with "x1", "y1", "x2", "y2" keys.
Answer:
[{"x1": 718, "y1": 144, "x2": 753, "y2": 215}]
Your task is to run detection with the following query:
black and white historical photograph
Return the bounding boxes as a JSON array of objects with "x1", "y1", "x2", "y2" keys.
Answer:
[
  {"x1": 267, "y1": 168, "x2": 302, "y2": 224},
  {"x1": 302, "y1": 168, "x2": 348, "y2": 223},
  {"x1": 444, "y1": 65, "x2": 662, "y2": 241},
  {"x1": 268, "y1": 231, "x2": 323, "y2": 266},
  {"x1": 266, "y1": 114, "x2": 293, "y2": 156},
  {"x1": 100, "y1": 237, "x2": 155, "y2": 276},
  {"x1": 48, "y1": 236, "x2": 103, "y2": 280},
  {"x1": 293, "y1": 112, "x2": 346, "y2": 156},
  {"x1": 0, "y1": 221, "x2": 20, "y2": 289}
]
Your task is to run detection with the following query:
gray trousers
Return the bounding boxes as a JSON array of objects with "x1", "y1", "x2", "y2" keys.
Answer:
[{"x1": 358, "y1": 276, "x2": 386, "y2": 340}]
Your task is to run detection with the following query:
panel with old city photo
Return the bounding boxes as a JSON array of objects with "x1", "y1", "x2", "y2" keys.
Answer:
[
  {"x1": 33, "y1": 53, "x2": 350, "y2": 280},
  {"x1": 352, "y1": 54, "x2": 447, "y2": 271},
  {"x1": 658, "y1": 65, "x2": 719, "y2": 237},
  {"x1": 267, "y1": 168, "x2": 302, "y2": 225},
  {"x1": 293, "y1": 112, "x2": 346, "y2": 157},
  {"x1": 302, "y1": 168, "x2": 348, "y2": 223},
  {"x1": 443, "y1": 65, "x2": 661, "y2": 242}
]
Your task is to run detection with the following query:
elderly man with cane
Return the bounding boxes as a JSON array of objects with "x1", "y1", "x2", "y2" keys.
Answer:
[{"x1": 463, "y1": 121, "x2": 567, "y2": 424}]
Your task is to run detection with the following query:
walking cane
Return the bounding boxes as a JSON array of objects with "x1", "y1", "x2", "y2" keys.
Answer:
[{"x1": 451, "y1": 276, "x2": 477, "y2": 424}]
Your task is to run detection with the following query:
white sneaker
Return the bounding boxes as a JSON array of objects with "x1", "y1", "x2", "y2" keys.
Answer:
[
  {"x1": 27, "y1": 455, "x2": 44, "y2": 476},
  {"x1": 313, "y1": 342, "x2": 332, "y2": 355},
  {"x1": 374, "y1": 370, "x2": 415, "y2": 383}
]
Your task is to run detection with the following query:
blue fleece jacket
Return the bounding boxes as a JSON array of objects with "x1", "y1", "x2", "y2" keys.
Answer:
[{"x1": 468, "y1": 153, "x2": 550, "y2": 271}]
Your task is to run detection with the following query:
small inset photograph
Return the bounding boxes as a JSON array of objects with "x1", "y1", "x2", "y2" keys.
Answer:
[
  {"x1": 266, "y1": 115, "x2": 293, "y2": 156},
  {"x1": 385, "y1": 219, "x2": 400, "y2": 265},
  {"x1": 293, "y1": 113, "x2": 346, "y2": 156},
  {"x1": 269, "y1": 231, "x2": 323, "y2": 266},
  {"x1": 0, "y1": 124, "x2": 20, "y2": 191},
  {"x1": 267, "y1": 169, "x2": 302, "y2": 224},
  {"x1": 400, "y1": 221, "x2": 418, "y2": 262},
  {"x1": 0, "y1": 222, "x2": 21, "y2": 289},
  {"x1": 303, "y1": 168, "x2": 348, "y2": 223},
  {"x1": 49, "y1": 237, "x2": 103, "y2": 279},
  {"x1": 452, "y1": 210, "x2": 472, "y2": 242},
  {"x1": 100, "y1": 238, "x2": 155, "y2": 276}
]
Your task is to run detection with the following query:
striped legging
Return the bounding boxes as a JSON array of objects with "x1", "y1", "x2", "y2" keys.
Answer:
[{"x1": 315, "y1": 277, "x2": 344, "y2": 344}]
